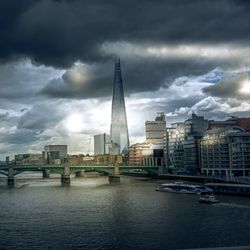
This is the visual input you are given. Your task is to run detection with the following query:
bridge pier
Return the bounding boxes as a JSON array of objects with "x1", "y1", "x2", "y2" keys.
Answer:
[
  {"x1": 108, "y1": 164, "x2": 120, "y2": 183},
  {"x1": 114, "y1": 165, "x2": 120, "y2": 176},
  {"x1": 42, "y1": 170, "x2": 50, "y2": 178},
  {"x1": 8, "y1": 176, "x2": 15, "y2": 186},
  {"x1": 108, "y1": 175, "x2": 120, "y2": 183},
  {"x1": 158, "y1": 165, "x2": 167, "y2": 175},
  {"x1": 61, "y1": 166, "x2": 70, "y2": 186},
  {"x1": 8, "y1": 167, "x2": 14, "y2": 186}
]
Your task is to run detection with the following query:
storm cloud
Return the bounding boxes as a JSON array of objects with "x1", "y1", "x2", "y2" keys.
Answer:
[
  {"x1": 1, "y1": 0, "x2": 250, "y2": 99},
  {"x1": 1, "y1": 0, "x2": 250, "y2": 67},
  {"x1": 1, "y1": 0, "x2": 250, "y2": 157},
  {"x1": 202, "y1": 72, "x2": 250, "y2": 99}
]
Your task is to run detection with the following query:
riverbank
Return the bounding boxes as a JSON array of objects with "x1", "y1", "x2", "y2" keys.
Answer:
[
  {"x1": 158, "y1": 174, "x2": 250, "y2": 196},
  {"x1": 205, "y1": 183, "x2": 250, "y2": 197},
  {"x1": 158, "y1": 173, "x2": 206, "y2": 183}
]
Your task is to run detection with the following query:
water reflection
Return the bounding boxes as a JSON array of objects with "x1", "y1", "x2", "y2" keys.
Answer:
[{"x1": 0, "y1": 175, "x2": 249, "y2": 250}]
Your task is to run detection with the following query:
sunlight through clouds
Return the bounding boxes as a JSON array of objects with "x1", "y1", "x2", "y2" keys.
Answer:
[
  {"x1": 65, "y1": 114, "x2": 85, "y2": 133},
  {"x1": 101, "y1": 41, "x2": 250, "y2": 61}
]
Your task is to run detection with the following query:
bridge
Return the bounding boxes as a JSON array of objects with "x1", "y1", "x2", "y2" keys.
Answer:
[{"x1": 0, "y1": 164, "x2": 162, "y2": 186}]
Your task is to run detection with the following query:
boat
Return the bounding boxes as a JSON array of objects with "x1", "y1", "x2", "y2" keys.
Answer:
[
  {"x1": 155, "y1": 182, "x2": 213, "y2": 194},
  {"x1": 198, "y1": 195, "x2": 220, "y2": 204}
]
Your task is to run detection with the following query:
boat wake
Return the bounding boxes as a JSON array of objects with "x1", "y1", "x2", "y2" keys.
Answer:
[{"x1": 215, "y1": 202, "x2": 250, "y2": 209}]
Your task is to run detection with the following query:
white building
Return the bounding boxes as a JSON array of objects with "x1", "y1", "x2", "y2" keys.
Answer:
[{"x1": 94, "y1": 133, "x2": 110, "y2": 155}]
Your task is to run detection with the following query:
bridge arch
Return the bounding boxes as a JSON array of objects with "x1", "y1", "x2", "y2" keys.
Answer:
[
  {"x1": 0, "y1": 171, "x2": 8, "y2": 177},
  {"x1": 72, "y1": 168, "x2": 112, "y2": 176}
]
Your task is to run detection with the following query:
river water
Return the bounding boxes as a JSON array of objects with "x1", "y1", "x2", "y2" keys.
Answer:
[{"x1": 0, "y1": 174, "x2": 250, "y2": 250}]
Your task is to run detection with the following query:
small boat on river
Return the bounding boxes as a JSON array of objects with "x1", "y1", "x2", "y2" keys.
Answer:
[
  {"x1": 198, "y1": 194, "x2": 220, "y2": 204},
  {"x1": 155, "y1": 182, "x2": 213, "y2": 194}
]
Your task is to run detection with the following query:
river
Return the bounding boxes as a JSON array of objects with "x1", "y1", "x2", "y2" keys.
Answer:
[{"x1": 0, "y1": 174, "x2": 250, "y2": 250}]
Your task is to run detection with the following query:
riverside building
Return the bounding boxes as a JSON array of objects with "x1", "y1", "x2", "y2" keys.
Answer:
[
  {"x1": 167, "y1": 114, "x2": 208, "y2": 174},
  {"x1": 200, "y1": 126, "x2": 250, "y2": 177},
  {"x1": 145, "y1": 112, "x2": 166, "y2": 144},
  {"x1": 128, "y1": 113, "x2": 166, "y2": 167}
]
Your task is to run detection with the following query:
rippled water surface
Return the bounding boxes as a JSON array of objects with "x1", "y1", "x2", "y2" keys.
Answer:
[{"x1": 0, "y1": 174, "x2": 250, "y2": 250}]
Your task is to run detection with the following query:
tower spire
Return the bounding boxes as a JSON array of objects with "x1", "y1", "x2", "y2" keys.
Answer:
[{"x1": 110, "y1": 58, "x2": 129, "y2": 154}]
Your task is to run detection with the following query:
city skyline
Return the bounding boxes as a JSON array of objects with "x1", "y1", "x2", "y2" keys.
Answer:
[{"x1": 1, "y1": 1, "x2": 250, "y2": 158}]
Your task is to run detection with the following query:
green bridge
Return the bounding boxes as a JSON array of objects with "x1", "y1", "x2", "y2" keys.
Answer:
[{"x1": 0, "y1": 164, "x2": 163, "y2": 186}]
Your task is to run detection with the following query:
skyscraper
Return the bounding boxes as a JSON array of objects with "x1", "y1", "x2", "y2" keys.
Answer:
[
  {"x1": 94, "y1": 133, "x2": 110, "y2": 155},
  {"x1": 110, "y1": 58, "x2": 129, "y2": 154}
]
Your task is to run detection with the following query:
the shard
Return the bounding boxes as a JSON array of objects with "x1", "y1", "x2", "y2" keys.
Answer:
[{"x1": 110, "y1": 58, "x2": 129, "y2": 154}]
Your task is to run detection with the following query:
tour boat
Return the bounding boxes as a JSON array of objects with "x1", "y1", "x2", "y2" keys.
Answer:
[{"x1": 155, "y1": 182, "x2": 213, "y2": 194}]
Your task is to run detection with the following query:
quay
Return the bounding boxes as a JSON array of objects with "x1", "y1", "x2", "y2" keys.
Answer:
[
  {"x1": 158, "y1": 174, "x2": 206, "y2": 183},
  {"x1": 158, "y1": 174, "x2": 250, "y2": 196},
  {"x1": 205, "y1": 183, "x2": 250, "y2": 196}
]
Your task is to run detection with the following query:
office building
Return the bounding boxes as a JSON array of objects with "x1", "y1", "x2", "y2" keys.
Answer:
[
  {"x1": 145, "y1": 112, "x2": 166, "y2": 144},
  {"x1": 128, "y1": 113, "x2": 166, "y2": 167},
  {"x1": 44, "y1": 145, "x2": 68, "y2": 164},
  {"x1": 110, "y1": 58, "x2": 129, "y2": 155},
  {"x1": 208, "y1": 116, "x2": 250, "y2": 131},
  {"x1": 128, "y1": 142, "x2": 164, "y2": 166},
  {"x1": 167, "y1": 114, "x2": 208, "y2": 174},
  {"x1": 200, "y1": 126, "x2": 250, "y2": 177},
  {"x1": 94, "y1": 133, "x2": 110, "y2": 155}
]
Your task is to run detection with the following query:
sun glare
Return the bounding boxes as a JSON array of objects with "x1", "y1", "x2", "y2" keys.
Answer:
[
  {"x1": 65, "y1": 114, "x2": 84, "y2": 133},
  {"x1": 239, "y1": 79, "x2": 250, "y2": 94}
]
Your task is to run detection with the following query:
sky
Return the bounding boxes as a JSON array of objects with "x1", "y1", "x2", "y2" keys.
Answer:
[{"x1": 1, "y1": 0, "x2": 250, "y2": 159}]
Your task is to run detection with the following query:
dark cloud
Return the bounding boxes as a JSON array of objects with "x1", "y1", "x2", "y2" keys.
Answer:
[
  {"x1": 203, "y1": 72, "x2": 249, "y2": 99},
  {"x1": 1, "y1": 0, "x2": 250, "y2": 100},
  {"x1": 0, "y1": 0, "x2": 250, "y2": 67},
  {"x1": 0, "y1": 59, "x2": 62, "y2": 100},
  {"x1": 0, "y1": 112, "x2": 8, "y2": 121},
  {"x1": 3, "y1": 129, "x2": 39, "y2": 145},
  {"x1": 17, "y1": 103, "x2": 66, "y2": 131},
  {"x1": 2, "y1": 0, "x2": 250, "y2": 157},
  {"x1": 40, "y1": 57, "x2": 218, "y2": 99}
]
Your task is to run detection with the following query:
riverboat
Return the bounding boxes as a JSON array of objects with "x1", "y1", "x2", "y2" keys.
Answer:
[
  {"x1": 198, "y1": 195, "x2": 220, "y2": 204},
  {"x1": 155, "y1": 182, "x2": 213, "y2": 194}
]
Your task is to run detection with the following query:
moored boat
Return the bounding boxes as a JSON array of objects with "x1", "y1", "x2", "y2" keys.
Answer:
[{"x1": 155, "y1": 182, "x2": 213, "y2": 194}]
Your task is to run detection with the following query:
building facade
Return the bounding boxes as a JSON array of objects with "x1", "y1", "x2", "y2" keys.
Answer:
[
  {"x1": 128, "y1": 113, "x2": 166, "y2": 167},
  {"x1": 200, "y1": 126, "x2": 250, "y2": 177},
  {"x1": 110, "y1": 58, "x2": 129, "y2": 155},
  {"x1": 128, "y1": 142, "x2": 164, "y2": 166},
  {"x1": 145, "y1": 112, "x2": 166, "y2": 144},
  {"x1": 44, "y1": 145, "x2": 68, "y2": 164},
  {"x1": 94, "y1": 154, "x2": 123, "y2": 166},
  {"x1": 208, "y1": 116, "x2": 250, "y2": 131},
  {"x1": 94, "y1": 133, "x2": 110, "y2": 155},
  {"x1": 167, "y1": 114, "x2": 208, "y2": 174},
  {"x1": 15, "y1": 153, "x2": 43, "y2": 164}
]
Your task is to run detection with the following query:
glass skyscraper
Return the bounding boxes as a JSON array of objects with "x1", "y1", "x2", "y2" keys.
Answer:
[{"x1": 110, "y1": 58, "x2": 129, "y2": 154}]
